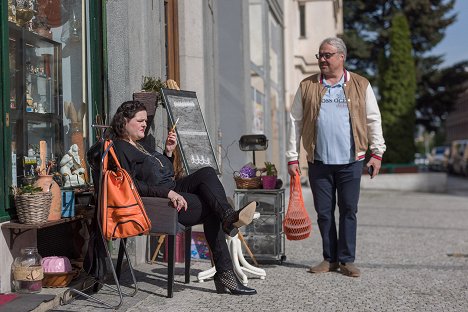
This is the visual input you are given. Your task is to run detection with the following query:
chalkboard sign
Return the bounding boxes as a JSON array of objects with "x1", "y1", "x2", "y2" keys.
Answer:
[{"x1": 161, "y1": 89, "x2": 220, "y2": 175}]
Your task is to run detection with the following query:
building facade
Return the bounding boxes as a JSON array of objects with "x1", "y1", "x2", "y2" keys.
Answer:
[
  {"x1": 283, "y1": 0, "x2": 343, "y2": 174},
  {"x1": 0, "y1": 0, "x2": 340, "y2": 293}
]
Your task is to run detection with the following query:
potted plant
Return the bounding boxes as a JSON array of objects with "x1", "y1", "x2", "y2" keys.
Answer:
[
  {"x1": 133, "y1": 76, "x2": 166, "y2": 116},
  {"x1": 261, "y1": 162, "x2": 278, "y2": 189}
]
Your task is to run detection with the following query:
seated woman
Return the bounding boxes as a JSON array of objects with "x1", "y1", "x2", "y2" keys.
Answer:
[{"x1": 110, "y1": 100, "x2": 257, "y2": 295}]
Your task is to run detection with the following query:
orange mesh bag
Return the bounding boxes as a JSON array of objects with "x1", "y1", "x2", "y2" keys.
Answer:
[{"x1": 283, "y1": 172, "x2": 312, "y2": 240}]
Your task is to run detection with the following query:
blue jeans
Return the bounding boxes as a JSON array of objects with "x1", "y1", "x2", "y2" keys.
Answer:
[{"x1": 308, "y1": 161, "x2": 363, "y2": 263}]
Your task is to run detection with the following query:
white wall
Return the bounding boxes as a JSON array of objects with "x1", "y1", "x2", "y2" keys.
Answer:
[
  {"x1": 284, "y1": 0, "x2": 343, "y2": 174},
  {"x1": 284, "y1": 0, "x2": 343, "y2": 111},
  {"x1": 0, "y1": 225, "x2": 39, "y2": 292},
  {"x1": 178, "y1": 0, "x2": 218, "y2": 158},
  {"x1": 106, "y1": 0, "x2": 166, "y2": 117}
]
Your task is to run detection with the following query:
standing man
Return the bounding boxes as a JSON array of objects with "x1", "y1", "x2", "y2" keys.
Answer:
[{"x1": 286, "y1": 37, "x2": 386, "y2": 277}]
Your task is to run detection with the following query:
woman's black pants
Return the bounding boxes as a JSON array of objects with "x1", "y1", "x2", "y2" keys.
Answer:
[{"x1": 174, "y1": 167, "x2": 234, "y2": 273}]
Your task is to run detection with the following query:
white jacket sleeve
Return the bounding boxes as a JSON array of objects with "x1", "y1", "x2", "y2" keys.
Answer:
[
  {"x1": 286, "y1": 87, "x2": 303, "y2": 162},
  {"x1": 366, "y1": 84, "x2": 386, "y2": 157}
]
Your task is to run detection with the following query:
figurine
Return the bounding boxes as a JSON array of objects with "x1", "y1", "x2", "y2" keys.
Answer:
[
  {"x1": 37, "y1": 103, "x2": 45, "y2": 113},
  {"x1": 60, "y1": 144, "x2": 85, "y2": 187}
]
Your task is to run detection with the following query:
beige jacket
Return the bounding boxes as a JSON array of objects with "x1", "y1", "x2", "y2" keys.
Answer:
[{"x1": 286, "y1": 70, "x2": 386, "y2": 163}]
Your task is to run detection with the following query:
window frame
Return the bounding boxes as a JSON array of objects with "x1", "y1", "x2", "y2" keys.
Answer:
[{"x1": 299, "y1": 2, "x2": 306, "y2": 38}]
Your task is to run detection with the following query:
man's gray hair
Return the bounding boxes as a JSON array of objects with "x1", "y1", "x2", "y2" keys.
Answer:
[{"x1": 320, "y1": 37, "x2": 347, "y2": 60}]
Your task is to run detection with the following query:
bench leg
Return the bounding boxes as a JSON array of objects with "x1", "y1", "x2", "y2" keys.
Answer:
[
  {"x1": 167, "y1": 235, "x2": 175, "y2": 298},
  {"x1": 184, "y1": 228, "x2": 192, "y2": 284}
]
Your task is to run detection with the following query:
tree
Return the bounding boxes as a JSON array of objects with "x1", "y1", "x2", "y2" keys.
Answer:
[
  {"x1": 379, "y1": 13, "x2": 416, "y2": 163},
  {"x1": 342, "y1": 0, "x2": 456, "y2": 79},
  {"x1": 417, "y1": 60, "x2": 468, "y2": 131},
  {"x1": 342, "y1": 0, "x2": 459, "y2": 129}
]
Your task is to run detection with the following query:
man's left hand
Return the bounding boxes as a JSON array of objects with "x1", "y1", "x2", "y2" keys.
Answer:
[{"x1": 366, "y1": 157, "x2": 382, "y2": 179}]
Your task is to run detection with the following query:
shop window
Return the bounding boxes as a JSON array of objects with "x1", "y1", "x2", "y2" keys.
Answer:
[
  {"x1": 299, "y1": 3, "x2": 306, "y2": 38},
  {"x1": 164, "y1": 0, "x2": 180, "y2": 83},
  {"x1": 7, "y1": 0, "x2": 89, "y2": 204}
]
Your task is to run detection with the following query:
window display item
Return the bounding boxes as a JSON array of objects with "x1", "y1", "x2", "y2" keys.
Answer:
[
  {"x1": 60, "y1": 144, "x2": 85, "y2": 187},
  {"x1": 15, "y1": 0, "x2": 35, "y2": 27},
  {"x1": 33, "y1": 174, "x2": 62, "y2": 221},
  {"x1": 61, "y1": 190, "x2": 75, "y2": 217},
  {"x1": 41, "y1": 256, "x2": 77, "y2": 288},
  {"x1": 43, "y1": 0, "x2": 67, "y2": 28},
  {"x1": 11, "y1": 247, "x2": 44, "y2": 293},
  {"x1": 37, "y1": 102, "x2": 45, "y2": 113},
  {"x1": 42, "y1": 256, "x2": 72, "y2": 273},
  {"x1": 8, "y1": 0, "x2": 16, "y2": 22},
  {"x1": 25, "y1": 91, "x2": 34, "y2": 112},
  {"x1": 14, "y1": 187, "x2": 51, "y2": 225}
]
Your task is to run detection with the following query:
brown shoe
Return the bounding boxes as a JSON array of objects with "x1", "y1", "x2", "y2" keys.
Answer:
[
  {"x1": 339, "y1": 263, "x2": 361, "y2": 277},
  {"x1": 308, "y1": 260, "x2": 339, "y2": 273}
]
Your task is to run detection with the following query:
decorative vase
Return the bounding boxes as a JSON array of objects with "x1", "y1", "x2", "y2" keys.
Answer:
[
  {"x1": 261, "y1": 175, "x2": 277, "y2": 189},
  {"x1": 12, "y1": 247, "x2": 43, "y2": 293},
  {"x1": 34, "y1": 175, "x2": 62, "y2": 221}
]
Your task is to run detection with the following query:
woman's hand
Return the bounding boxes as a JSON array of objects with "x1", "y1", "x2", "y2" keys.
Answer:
[
  {"x1": 168, "y1": 190, "x2": 187, "y2": 212},
  {"x1": 165, "y1": 131, "x2": 178, "y2": 157}
]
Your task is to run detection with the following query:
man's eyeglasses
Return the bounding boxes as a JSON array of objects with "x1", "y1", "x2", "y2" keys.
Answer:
[{"x1": 315, "y1": 52, "x2": 338, "y2": 60}]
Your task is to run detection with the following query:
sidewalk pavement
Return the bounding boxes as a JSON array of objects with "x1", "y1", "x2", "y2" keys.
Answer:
[{"x1": 50, "y1": 180, "x2": 468, "y2": 312}]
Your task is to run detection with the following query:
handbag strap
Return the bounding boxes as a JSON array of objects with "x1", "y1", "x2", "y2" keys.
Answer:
[{"x1": 103, "y1": 140, "x2": 123, "y2": 171}]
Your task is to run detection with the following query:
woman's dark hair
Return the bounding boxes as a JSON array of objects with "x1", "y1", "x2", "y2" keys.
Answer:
[{"x1": 110, "y1": 100, "x2": 147, "y2": 139}]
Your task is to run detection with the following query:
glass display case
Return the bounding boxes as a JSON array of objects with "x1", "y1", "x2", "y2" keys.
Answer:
[
  {"x1": 8, "y1": 21, "x2": 63, "y2": 185},
  {"x1": 235, "y1": 188, "x2": 286, "y2": 264}
]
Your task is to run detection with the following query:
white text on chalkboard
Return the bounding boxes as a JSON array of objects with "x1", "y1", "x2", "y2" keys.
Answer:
[{"x1": 191, "y1": 154, "x2": 212, "y2": 166}]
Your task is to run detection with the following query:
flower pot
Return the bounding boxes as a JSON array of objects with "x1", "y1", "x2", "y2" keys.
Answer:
[
  {"x1": 133, "y1": 91, "x2": 158, "y2": 116},
  {"x1": 261, "y1": 175, "x2": 277, "y2": 189}
]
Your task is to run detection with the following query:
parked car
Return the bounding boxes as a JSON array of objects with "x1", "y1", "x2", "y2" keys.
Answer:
[
  {"x1": 427, "y1": 146, "x2": 449, "y2": 171},
  {"x1": 414, "y1": 153, "x2": 429, "y2": 167},
  {"x1": 447, "y1": 140, "x2": 468, "y2": 176}
]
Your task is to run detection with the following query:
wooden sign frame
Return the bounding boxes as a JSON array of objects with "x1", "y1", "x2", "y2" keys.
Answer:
[{"x1": 161, "y1": 88, "x2": 220, "y2": 175}]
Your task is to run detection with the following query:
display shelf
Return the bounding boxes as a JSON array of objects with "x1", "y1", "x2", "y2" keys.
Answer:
[
  {"x1": 2, "y1": 216, "x2": 84, "y2": 249},
  {"x1": 234, "y1": 188, "x2": 286, "y2": 263},
  {"x1": 8, "y1": 20, "x2": 63, "y2": 185}
]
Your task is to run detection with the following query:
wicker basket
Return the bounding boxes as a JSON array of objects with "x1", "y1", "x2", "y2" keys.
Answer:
[
  {"x1": 15, "y1": 192, "x2": 52, "y2": 225},
  {"x1": 233, "y1": 172, "x2": 262, "y2": 189}
]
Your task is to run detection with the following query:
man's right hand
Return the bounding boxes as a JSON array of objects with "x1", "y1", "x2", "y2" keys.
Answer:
[{"x1": 288, "y1": 164, "x2": 300, "y2": 176}]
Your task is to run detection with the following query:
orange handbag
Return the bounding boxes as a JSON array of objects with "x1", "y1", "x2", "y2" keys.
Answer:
[
  {"x1": 100, "y1": 140, "x2": 151, "y2": 240},
  {"x1": 283, "y1": 172, "x2": 312, "y2": 240}
]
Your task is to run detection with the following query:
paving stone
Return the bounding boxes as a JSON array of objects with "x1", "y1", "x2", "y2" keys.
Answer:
[{"x1": 50, "y1": 180, "x2": 468, "y2": 312}]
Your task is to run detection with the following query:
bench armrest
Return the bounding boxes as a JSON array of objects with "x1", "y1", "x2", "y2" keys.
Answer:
[{"x1": 142, "y1": 197, "x2": 178, "y2": 235}]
